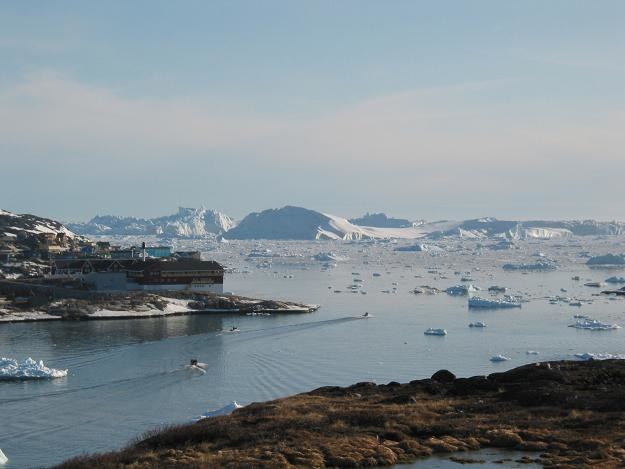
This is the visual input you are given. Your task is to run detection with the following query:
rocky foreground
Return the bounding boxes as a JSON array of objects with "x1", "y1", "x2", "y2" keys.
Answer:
[{"x1": 57, "y1": 360, "x2": 625, "y2": 468}]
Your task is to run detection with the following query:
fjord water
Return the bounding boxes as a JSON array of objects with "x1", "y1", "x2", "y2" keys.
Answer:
[{"x1": 2, "y1": 239, "x2": 625, "y2": 468}]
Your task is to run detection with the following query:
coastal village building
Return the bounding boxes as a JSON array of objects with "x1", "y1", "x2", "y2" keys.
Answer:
[{"x1": 49, "y1": 258, "x2": 224, "y2": 293}]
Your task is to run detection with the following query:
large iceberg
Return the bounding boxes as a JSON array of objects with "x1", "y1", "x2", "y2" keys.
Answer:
[{"x1": 0, "y1": 357, "x2": 68, "y2": 380}]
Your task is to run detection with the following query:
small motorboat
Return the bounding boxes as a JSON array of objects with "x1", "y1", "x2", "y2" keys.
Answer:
[
  {"x1": 228, "y1": 326, "x2": 240, "y2": 333},
  {"x1": 189, "y1": 359, "x2": 208, "y2": 370},
  {"x1": 424, "y1": 328, "x2": 447, "y2": 336}
]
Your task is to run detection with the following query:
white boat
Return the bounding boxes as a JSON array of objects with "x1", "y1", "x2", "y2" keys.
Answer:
[
  {"x1": 0, "y1": 449, "x2": 7, "y2": 465},
  {"x1": 424, "y1": 328, "x2": 447, "y2": 336},
  {"x1": 468, "y1": 296, "x2": 521, "y2": 309}
]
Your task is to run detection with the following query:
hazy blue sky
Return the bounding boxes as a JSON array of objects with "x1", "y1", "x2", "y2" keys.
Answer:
[{"x1": 1, "y1": 1, "x2": 624, "y2": 222}]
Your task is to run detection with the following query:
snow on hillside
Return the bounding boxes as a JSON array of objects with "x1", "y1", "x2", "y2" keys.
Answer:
[
  {"x1": 0, "y1": 209, "x2": 78, "y2": 239},
  {"x1": 349, "y1": 213, "x2": 412, "y2": 228},
  {"x1": 319, "y1": 213, "x2": 426, "y2": 240},
  {"x1": 68, "y1": 207, "x2": 235, "y2": 238},
  {"x1": 225, "y1": 206, "x2": 428, "y2": 240}
]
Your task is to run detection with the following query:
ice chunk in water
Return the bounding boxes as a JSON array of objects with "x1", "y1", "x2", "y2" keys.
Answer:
[{"x1": 0, "y1": 357, "x2": 67, "y2": 380}]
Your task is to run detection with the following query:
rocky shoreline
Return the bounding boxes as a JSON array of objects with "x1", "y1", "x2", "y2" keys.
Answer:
[
  {"x1": 0, "y1": 291, "x2": 319, "y2": 323},
  {"x1": 56, "y1": 359, "x2": 625, "y2": 468}
]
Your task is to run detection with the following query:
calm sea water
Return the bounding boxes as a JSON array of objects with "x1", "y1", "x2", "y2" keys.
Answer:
[{"x1": 1, "y1": 239, "x2": 624, "y2": 467}]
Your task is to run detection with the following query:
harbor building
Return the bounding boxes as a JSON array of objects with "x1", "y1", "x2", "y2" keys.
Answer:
[{"x1": 49, "y1": 258, "x2": 224, "y2": 293}]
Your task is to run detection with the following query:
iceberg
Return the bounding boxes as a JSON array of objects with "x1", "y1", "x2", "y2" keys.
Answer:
[
  {"x1": 0, "y1": 357, "x2": 68, "y2": 380},
  {"x1": 468, "y1": 296, "x2": 521, "y2": 309},
  {"x1": 313, "y1": 252, "x2": 347, "y2": 262},
  {"x1": 586, "y1": 254, "x2": 625, "y2": 266},
  {"x1": 502, "y1": 261, "x2": 557, "y2": 271},
  {"x1": 468, "y1": 321, "x2": 487, "y2": 328},
  {"x1": 490, "y1": 355, "x2": 510, "y2": 362},
  {"x1": 445, "y1": 284, "x2": 479, "y2": 296},
  {"x1": 575, "y1": 352, "x2": 625, "y2": 361},
  {"x1": 197, "y1": 401, "x2": 243, "y2": 420},
  {"x1": 569, "y1": 319, "x2": 620, "y2": 331},
  {"x1": 605, "y1": 276, "x2": 625, "y2": 284},
  {"x1": 424, "y1": 328, "x2": 447, "y2": 336}
]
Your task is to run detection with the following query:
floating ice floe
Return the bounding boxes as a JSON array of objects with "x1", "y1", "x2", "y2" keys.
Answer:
[
  {"x1": 411, "y1": 285, "x2": 441, "y2": 295},
  {"x1": 490, "y1": 355, "x2": 510, "y2": 362},
  {"x1": 313, "y1": 252, "x2": 347, "y2": 262},
  {"x1": 424, "y1": 328, "x2": 447, "y2": 336},
  {"x1": 468, "y1": 321, "x2": 487, "y2": 328},
  {"x1": 196, "y1": 401, "x2": 243, "y2": 420},
  {"x1": 575, "y1": 352, "x2": 625, "y2": 361},
  {"x1": 468, "y1": 296, "x2": 521, "y2": 309},
  {"x1": 584, "y1": 281, "x2": 604, "y2": 288},
  {"x1": 605, "y1": 276, "x2": 625, "y2": 284},
  {"x1": 570, "y1": 319, "x2": 620, "y2": 331},
  {"x1": 502, "y1": 261, "x2": 556, "y2": 271},
  {"x1": 0, "y1": 357, "x2": 67, "y2": 380},
  {"x1": 445, "y1": 284, "x2": 479, "y2": 296},
  {"x1": 526, "y1": 350, "x2": 540, "y2": 355}
]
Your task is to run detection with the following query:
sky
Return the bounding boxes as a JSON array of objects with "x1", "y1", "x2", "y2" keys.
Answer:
[{"x1": 1, "y1": 1, "x2": 624, "y2": 222}]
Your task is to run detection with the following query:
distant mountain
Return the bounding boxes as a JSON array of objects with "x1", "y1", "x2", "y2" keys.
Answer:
[
  {"x1": 0, "y1": 209, "x2": 79, "y2": 240},
  {"x1": 66, "y1": 205, "x2": 625, "y2": 241},
  {"x1": 349, "y1": 212, "x2": 412, "y2": 228},
  {"x1": 224, "y1": 206, "x2": 426, "y2": 240},
  {"x1": 425, "y1": 218, "x2": 625, "y2": 240},
  {"x1": 68, "y1": 207, "x2": 235, "y2": 238}
]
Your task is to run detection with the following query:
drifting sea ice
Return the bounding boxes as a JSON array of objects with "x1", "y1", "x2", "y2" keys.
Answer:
[
  {"x1": 569, "y1": 319, "x2": 620, "y2": 331},
  {"x1": 445, "y1": 284, "x2": 479, "y2": 296},
  {"x1": 0, "y1": 357, "x2": 68, "y2": 380},
  {"x1": 575, "y1": 353, "x2": 625, "y2": 361},
  {"x1": 196, "y1": 401, "x2": 243, "y2": 420},
  {"x1": 468, "y1": 321, "x2": 487, "y2": 328},
  {"x1": 605, "y1": 276, "x2": 625, "y2": 284},
  {"x1": 490, "y1": 355, "x2": 510, "y2": 362},
  {"x1": 468, "y1": 296, "x2": 521, "y2": 309}
]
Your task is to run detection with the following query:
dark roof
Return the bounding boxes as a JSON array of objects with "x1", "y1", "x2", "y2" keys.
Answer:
[
  {"x1": 53, "y1": 258, "x2": 223, "y2": 273},
  {"x1": 148, "y1": 260, "x2": 223, "y2": 272}
]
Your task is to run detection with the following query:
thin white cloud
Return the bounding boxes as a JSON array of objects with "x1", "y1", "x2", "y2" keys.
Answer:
[{"x1": 1, "y1": 71, "x2": 624, "y2": 180}]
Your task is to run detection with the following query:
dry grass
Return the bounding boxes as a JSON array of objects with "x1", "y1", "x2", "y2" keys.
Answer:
[{"x1": 56, "y1": 360, "x2": 625, "y2": 468}]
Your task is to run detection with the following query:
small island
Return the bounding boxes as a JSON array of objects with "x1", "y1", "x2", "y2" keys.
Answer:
[{"x1": 57, "y1": 359, "x2": 625, "y2": 468}]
